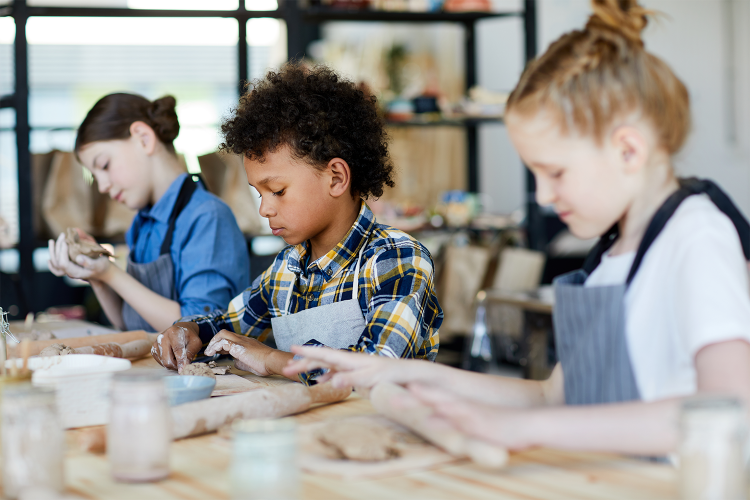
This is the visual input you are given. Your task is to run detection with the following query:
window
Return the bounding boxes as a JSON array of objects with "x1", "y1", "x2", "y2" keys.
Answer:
[
  {"x1": 26, "y1": 16, "x2": 240, "y2": 173},
  {"x1": 247, "y1": 18, "x2": 287, "y2": 82}
]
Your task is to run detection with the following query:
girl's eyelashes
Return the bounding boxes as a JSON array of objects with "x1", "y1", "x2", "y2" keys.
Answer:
[
  {"x1": 550, "y1": 170, "x2": 563, "y2": 179},
  {"x1": 101, "y1": 162, "x2": 109, "y2": 171},
  {"x1": 256, "y1": 188, "x2": 285, "y2": 198}
]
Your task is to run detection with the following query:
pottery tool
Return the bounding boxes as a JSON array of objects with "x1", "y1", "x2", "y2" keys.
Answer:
[{"x1": 370, "y1": 383, "x2": 508, "y2": 468}]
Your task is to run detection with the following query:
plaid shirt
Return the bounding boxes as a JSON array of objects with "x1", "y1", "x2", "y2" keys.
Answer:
[{"x1": 182, "y1": 202, "x2": 443, "y2": 384}]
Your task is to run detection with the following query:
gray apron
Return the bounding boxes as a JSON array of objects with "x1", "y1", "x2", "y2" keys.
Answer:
[
  {"x1": 554, "y1": 178, "x2": 750, "y2": 405},
  {"x1": 271, "y1": 240, "x2": 368, "y2": 352},
  {"x1": 121, "y1": 176, "x2": 199, "y2": 333}
]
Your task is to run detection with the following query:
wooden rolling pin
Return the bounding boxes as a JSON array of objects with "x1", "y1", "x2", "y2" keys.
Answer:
[
  {"x1": 370, "y1": 383, "x2": 508, "y2": 468},
  {"x1": 8, "y1": 330, "x2": 148, "y2": 357},
  {"x1": 172, "y1": 382, "x2": 352, "y2": 439},
  {"x1": 72, "y1": 382, "x2": 352, "y2": 453},
  {"x1": 69, "y1": 339, "x2": 152, "y2": 359}
]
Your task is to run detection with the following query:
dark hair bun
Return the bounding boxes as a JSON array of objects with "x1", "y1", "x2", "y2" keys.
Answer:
[{"x1": 147, "y1": 95, "x2": 180, "y2": 143}]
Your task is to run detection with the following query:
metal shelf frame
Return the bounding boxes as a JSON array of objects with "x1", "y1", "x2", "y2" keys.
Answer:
[{"x1": 2, "y1": 0, "x2": 539, "y2": 316}]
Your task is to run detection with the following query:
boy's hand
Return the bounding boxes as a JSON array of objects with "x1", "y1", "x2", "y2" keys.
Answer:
[
  {"x1": 205, "y1": 330, "x2": 292, "y2": 377},
  {"x1": 151, "y1": 322, "x2": 202, "y2": 372}
]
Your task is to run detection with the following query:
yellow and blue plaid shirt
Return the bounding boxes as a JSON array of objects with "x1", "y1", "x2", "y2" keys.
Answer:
[{"x1": 184, "y1": 202, "x2": 443, "y2": 384}]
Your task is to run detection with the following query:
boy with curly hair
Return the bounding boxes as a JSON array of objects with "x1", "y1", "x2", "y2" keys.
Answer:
[{"x1": 151, "y1": 63, "x2": 443, "y2": 384}]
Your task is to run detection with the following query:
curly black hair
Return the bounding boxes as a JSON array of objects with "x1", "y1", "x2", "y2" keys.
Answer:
[{"x1": 220, "y1": 63, "x2": 395, "y2": 199}]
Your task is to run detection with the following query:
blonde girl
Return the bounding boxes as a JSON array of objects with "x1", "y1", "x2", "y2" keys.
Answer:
[{"x1": 283, "y1": 0, "x2": 750, "y2": 455}]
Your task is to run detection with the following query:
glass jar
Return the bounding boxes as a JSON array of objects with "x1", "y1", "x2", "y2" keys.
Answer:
[
  {"x1": 2, "y1": 384, "x2": 64, "y2": 499},
  {"x1": 108, "y1": 370, "x2": 170, "y2": 483},
  {"x1": 679, "y1": 396, "x2": 748, "y2": 500},
  {"x1": 231, "y1": 418, "x2": 299, "y2": 500}
]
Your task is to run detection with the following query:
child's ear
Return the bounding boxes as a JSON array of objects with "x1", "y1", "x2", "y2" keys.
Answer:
[
  {"x1": 327, "y1": 157, "x2": 352, "y2": 198},
  {"x1": 129, "y1": 121, "x2": 158, "y2": 156},
  {"x1": 611, "y1": 125, "x2": 648, "y2": 175}
]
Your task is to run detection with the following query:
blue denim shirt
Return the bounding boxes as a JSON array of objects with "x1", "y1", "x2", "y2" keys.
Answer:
[{"x1": 126, "y1": 173, "x2": 250, "y2": 317}]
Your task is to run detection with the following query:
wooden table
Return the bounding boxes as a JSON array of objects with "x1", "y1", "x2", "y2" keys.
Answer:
[{"x1": 61, "y1": 360, "x2": 677, "y2": 500}]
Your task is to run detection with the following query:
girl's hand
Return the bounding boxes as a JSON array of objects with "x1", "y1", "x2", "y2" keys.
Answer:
[
  {"x1": 282, "y1": 345, "x2": 435, "y2": 389},
  {"x1": 408, "y1": 383, "x2": 536, "y2": 451},
  {"x1": 48, "y1": 232, "x2": 111, "y2": 281},
  {"x1": 205, "y1": 330, "x2": 284, "y2": 377}
]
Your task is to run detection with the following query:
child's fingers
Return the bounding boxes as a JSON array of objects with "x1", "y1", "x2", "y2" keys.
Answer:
[
  {"x1": 282, "y1": 358, "x2": 331, "y2": 377},
  {"x1": 205, "y1": 338, "x2": 230, "y2": 356},
  {"x1": 329, "y1": 370, "x2": 374, "y2": 389},
  {"x1": 408, "y1": 383, "x2": 462, "y2": 407},
  {"x1": 290, "y1": 345, "x2": 365, "y2": 369},
  {"x1": 313, "y1": 371, "x2": 335, "y2": 384}
]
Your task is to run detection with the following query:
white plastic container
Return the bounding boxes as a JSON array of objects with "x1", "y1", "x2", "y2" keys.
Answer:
[{"x1": 10, "y1": 355, "x2": 132, "y2": 428}]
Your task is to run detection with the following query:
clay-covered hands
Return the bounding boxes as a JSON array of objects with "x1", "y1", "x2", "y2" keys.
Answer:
[
  {"x1": 151, "y1": 322, "x2": 203, "y2": 372},
  {"x1": 205, "y1": 331, "x2": 293, "y2": 378},
  {"x1": 48, "y1": 230, "x2": 110, "y2": 281},
  {"x1": 408, "y1": 384, "x2": 535, "y2": 451},
  {"x1": 282, "y1": 345, "x2": 439, "y2": 389}
]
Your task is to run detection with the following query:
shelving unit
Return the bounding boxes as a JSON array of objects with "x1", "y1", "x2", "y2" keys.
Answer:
[
  {"x1": 1, "y1": 0, "x2": 540, "y2": 317},
  {"x1": 291, "y1": 1, "x2": 542, "y2": 250}
]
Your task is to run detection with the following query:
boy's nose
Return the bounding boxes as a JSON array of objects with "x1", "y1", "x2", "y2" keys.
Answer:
[{"x1": 258, "y1": 197, "x2": 275, "y2": 218}]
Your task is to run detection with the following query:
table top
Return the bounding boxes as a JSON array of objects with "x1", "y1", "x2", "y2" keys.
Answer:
[{"x1": 61, "y1": 360, "x2": 676, "y2": 500}]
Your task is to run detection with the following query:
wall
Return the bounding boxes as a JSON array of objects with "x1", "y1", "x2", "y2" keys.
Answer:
[{"x1": 478, "y1": 0, "x2": 750, "y2": 217}]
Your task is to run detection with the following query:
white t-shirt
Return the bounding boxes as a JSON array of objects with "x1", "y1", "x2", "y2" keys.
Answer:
[{"x1": 585, "y1": 195, "x2": 750, "y2": 402}]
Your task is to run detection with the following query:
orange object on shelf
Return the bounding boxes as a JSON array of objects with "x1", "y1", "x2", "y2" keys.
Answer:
[{"x1": 442, "y1": 0, "x2": 491, "y2": 12}]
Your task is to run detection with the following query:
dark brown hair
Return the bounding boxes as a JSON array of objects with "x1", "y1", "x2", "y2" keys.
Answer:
[
  {"x1": 507, "y1": 0, "x2": 690, "y2": 155},
  {"x1": 75, "y1": 93, "x2": 180, "y2": 154},
  {"x1": 220, "y1": 62, "x2": 395, "y2": 199}
]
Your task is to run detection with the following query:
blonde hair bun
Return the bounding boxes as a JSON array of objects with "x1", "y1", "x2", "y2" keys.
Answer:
[{"x1": 587, "y1": 0, "x2": 651, "y2": 47}]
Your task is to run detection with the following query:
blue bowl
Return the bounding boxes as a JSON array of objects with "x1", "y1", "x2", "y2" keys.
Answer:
[{"x1": 165, "y1": 375, "x2": 216, "y2": 406}]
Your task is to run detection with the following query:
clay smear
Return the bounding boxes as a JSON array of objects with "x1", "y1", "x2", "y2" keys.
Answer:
[{"x1": 39, "y1": 343, "x2": 75, "y2": 356}]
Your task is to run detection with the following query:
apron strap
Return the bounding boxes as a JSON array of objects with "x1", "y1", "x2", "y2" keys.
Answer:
[
  {"x1": 582, "y1": 177, "x2": 750, "y2": 284},
  {"x1": 159, "y1": 175, "x2": 201, "y2": 256},
  {"x1": 282, "y1": 237, "x2": 369, "y2": 316}
]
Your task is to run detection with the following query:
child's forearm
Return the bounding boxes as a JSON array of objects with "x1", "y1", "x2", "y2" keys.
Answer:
[
  {"x1": 89, "y1": 279, "x2": 125, "y2": 330},
  {"x1": 99, "y1": 265, "x2": 182, "y2": 332},
  {"x1": 396, "y1": 361, "x2": 556, "y2": 408},
  {"x1": 527, "y1": 398, "x2": 680, "y2": 454}
]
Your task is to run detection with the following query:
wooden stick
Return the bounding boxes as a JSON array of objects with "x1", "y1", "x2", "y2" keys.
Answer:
[
  {"x1": 171, "y1": 382, "x2": 351, "y2": 440},
  {"x1": 20, "y1": 340, "x2": 30, "y2": 375},
  {"x1": 0, "y1": 334, "x2": 6, "y2": 377}
]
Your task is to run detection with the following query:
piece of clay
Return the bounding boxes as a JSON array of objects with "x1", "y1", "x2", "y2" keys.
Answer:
[
  {"x1": 39, "y1": 343, "x2": 75, "y2": 357},
  {"x1": 316, "y1": 420, "x2": 402, "y2": 461},
  {"x1": 208, "y1": 360, "x2": 231, "y2": 375},
  {"x1": 178, "y1": 362, "x2": 216, "y2": 380},
  {"x1": 15, "y1": 330, "x2": 55, "y2": 342},
  {"x1": 65, "y1": 228, "x2": 112, "y2": 261}
]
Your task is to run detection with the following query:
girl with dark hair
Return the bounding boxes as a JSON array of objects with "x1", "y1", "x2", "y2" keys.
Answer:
[{"x1": 47, "y1": 93, "x2": 250, "y2": 333}]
